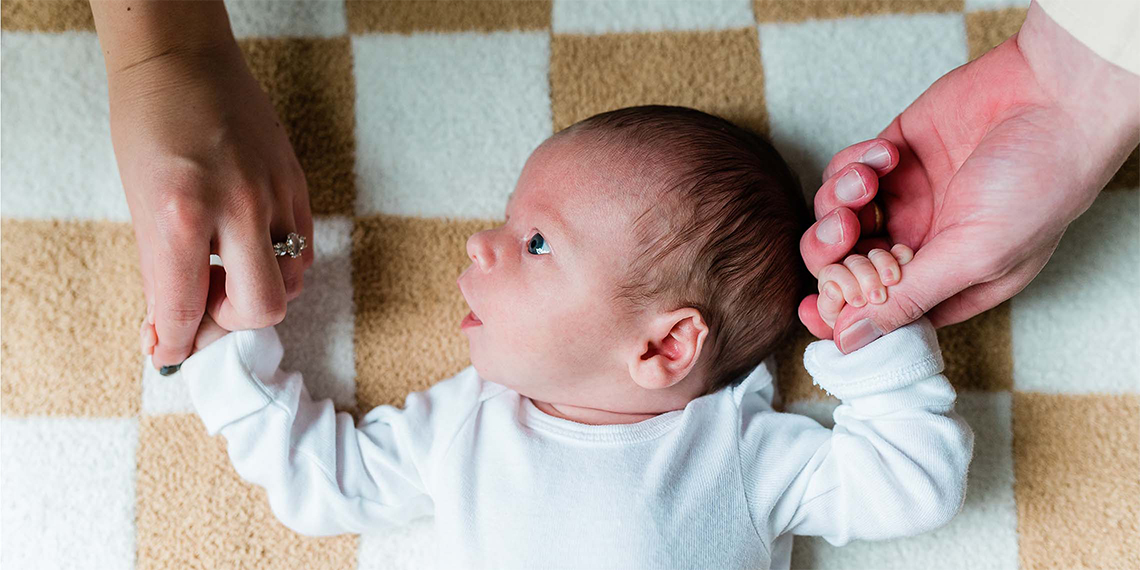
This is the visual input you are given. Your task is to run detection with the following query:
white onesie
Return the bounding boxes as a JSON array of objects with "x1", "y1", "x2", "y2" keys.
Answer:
[{"x1": 180, "y1": 316, "x2": 974, "y2": 570}]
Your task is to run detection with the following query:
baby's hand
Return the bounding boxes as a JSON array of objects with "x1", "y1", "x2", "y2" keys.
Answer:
[
  {"x1": 816, "y1": 244, "x2": 914, "y2": 329},
  {"x1": 140, "y1": 309, "x2": 231, "y2": 363}
]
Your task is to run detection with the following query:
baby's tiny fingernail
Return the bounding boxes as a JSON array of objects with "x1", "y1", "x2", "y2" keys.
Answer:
[
  {"x1": 869, "y1": 289, "x2": 886, "y2": 304},
  {"x1": 823, "y1": 282, "x2": 842, "y2": 300},
  {"x1": 850, "y1": 294, "x2": 865, "y2": 307}
]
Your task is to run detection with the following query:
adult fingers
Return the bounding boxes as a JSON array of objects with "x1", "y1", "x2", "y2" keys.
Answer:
[
  {"x1": 829, "y1": 235, "x2": 979, "y2": 354},
  {"x1": 150, "y1": 218, "x2": 212, "y2": 370},
  {"x1": 287, "y1": 168, "x2": 315, "y2": 299},
  {"x1": 211, "y1": 219, "x2": 288, "y2": 332},
  {"x1": 821, "y1": 138, "x2": 900, "y2": 182},
  {"x1": 814, "y1": 162, "x2": 880, "y2": 221},
  {"x1": 798, "y1": 295, "x2": 834, "y2": 340},
  {"x1": 274, "y1": 160, "x2": 313, "y2": 303},
  {"x1": 800, "y1": 207, "x2": 862, "y2": 277}
]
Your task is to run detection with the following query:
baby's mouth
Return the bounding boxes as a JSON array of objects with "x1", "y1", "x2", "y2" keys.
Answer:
[{"x1": 461, "y1": 309, "x2": 483, "y2": 328}]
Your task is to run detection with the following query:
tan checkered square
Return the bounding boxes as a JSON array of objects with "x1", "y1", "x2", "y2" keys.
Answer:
[
  {"x1": 752, "y1": 0, "x2": 963, "y2": 24},
  {"x1": 550, "y1": 28, "x2": 768, "y2": 135},
  {"x1": 1012, "y1": 393, "x2": 1140, "y2": 570},
  {"x1": 1, "y1": 219, "x2": 143, "y2": 417},
  {"x1": 346, "y1": 0, "x2": 551, "y2": 34},
  {"x1": 0, "y1": 0, "x2": 94, "y2": 32},
  {"x1": 238, "y1": 37, "x2": 358, "y2": 216},
  {"x1": 352, "y1": 215, "x2": 493, "y2": 411},
  {"x1": 1106, "y1": 147, "x2": 1139, "y2": 191},
  {"x1": 135, "y1": 414, "x2": 358, "y2": 569},
  {"x1": 964, "y1": 6, "x2": 1026, "y2": 61},
  {"x1": 937, "y1": 301, "x2": 1012, "y2": 392}
]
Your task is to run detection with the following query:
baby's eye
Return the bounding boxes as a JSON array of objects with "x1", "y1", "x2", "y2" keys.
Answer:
[{"x1": 526, "y1": 232, "x2": 551, "y2": 255}]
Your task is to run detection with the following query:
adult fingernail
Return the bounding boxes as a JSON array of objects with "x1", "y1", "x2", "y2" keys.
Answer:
[
  {"x1": 816, "y1": 212, "x2": 843, "y2": 244},
  {"x1": 159, "y1": 364, "x2": 181, "y2": 376},
  {"x1": 835, "y1": 170, "x2": 865, "y2": 202},
  {"x1": 860, "y1": 145, "x2": 891, "y2": 170},
  {"x1": 838, "y1": 318, "x2": 883, "y2": 353}
]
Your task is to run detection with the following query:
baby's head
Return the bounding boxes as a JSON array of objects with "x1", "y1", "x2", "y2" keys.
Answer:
[{"x1": 457, "y1": 105, "x2": 810, "y2": 416}]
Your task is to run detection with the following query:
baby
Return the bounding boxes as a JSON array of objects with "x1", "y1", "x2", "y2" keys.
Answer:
[{"x1": 143, "y1": 106, "x2": 974, "y2": 570}]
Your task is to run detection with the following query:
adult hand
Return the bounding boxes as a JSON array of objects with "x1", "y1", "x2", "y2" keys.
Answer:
[
  {"x1": 108, "y1": 42, "x2": 314, "y2": 370},
  {"x1": 797, "y1": 1, "x2": 1139, "y2": 353}
]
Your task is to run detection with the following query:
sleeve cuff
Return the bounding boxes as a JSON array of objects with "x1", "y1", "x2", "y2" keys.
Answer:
[
  {"x1": 803, "y1": 316, "x2": 944, "y2": 401},
  {"x1": 179, "y1": 326, "x2": 286, "y2": 435}
]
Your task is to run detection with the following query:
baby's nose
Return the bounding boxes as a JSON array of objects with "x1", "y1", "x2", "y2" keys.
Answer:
[{"x1": 466, "y1": 232, "x2": 495, "y2": 271}]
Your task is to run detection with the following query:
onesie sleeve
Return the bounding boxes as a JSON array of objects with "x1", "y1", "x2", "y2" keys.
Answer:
[
  {"x1": 178, "y1": 325, "x2": 482, "y2": 536},
  {"x1": 1036, "y1": 0, "x2": 1139, "y2": 75},
  {"x1": 739, "y1": 317, "x2": 974, "y2": 547}
]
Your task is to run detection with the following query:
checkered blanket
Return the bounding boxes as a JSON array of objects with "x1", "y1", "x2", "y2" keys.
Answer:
[{"x1": 2, "y1": 1, "x2": 1137, "y2": 569}]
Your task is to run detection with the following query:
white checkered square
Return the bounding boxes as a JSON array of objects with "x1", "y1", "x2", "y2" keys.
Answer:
[
  {"x1": 357, "y1": 517, "x2": 437, "y2": 570},
  {"x1": 224, "y1": 0, "x2": 348, "y2": 38},
  {"x1": 552, "y1": 0, "x2": 755, "y2": 34},
  {"x1": 352, "y1": 32, "x2": 552, "y2": 219},
  {"x1": 1012, "y1": 189, "x2": 1140, "y2": 393},
  {"x1": 0, "y1": 32, "x2": 126, "y2": 221},
  {"x1": 1, "y1": 417, "x2": 138, "y2": 570},
  {"x1": 758, "y1": 13, "x2": 967, "y2": 189}
]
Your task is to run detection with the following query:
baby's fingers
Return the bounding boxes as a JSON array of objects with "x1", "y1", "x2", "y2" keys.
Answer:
[
  {"x1": 842, "y1": 254, "x2": 887, "y2": 304},
  {"x1": 818, "y1": 263, "x2": 865, "y2": 308},
  {"x1": 868, "y1": 248, "x2": 901, "y2": 286},
  {"x1": 140, "y1": 318, "x2": 157, "y2": 355},
  {"x1": 891, "y1": 243, "x2": 914, "y2": 265},
  {"x1": 816, "y1": 281, "x2": 845, "y2": 328}
]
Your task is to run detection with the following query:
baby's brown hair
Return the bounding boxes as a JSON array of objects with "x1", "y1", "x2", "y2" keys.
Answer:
[{"x1": 556, "y1": 105, "x2": 812, "y2": 396}]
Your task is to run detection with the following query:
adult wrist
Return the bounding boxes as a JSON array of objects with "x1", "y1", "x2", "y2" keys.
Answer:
[
  {"x1": 1016, "y1": 1, "x2": 1140, "y2": 189},
  {"x1": 91, "y1": 0, "x2": 239, "y2": 78}
]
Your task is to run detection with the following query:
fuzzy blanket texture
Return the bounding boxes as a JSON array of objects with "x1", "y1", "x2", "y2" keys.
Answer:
[{"x1": 2, "y1": 0, "x2": 1138, "y2": 569}]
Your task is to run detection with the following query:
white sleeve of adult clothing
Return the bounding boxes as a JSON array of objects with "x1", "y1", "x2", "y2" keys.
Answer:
[
  {"x1": 1035, "y1": 0, "x2": 1139, "y2": 75},
  {"x1": 753, "y1": 317, "x2": 974, "y2": 547},
  {"x1": 179, "y1": 326, "x2": 479, "y2": 536}
]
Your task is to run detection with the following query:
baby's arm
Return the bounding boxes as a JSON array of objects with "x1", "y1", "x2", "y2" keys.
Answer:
[
  {"x1": 739, "y1": 316, "x2": 974, "y2": 547},
  {"x1": 176, "y1": 326, "x2": 478, "y2": 536},
  {"x1": 770, "y1": 244, "x2": 974, "y2": 543}
]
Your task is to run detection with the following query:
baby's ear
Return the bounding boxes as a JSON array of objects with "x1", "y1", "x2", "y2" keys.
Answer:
[{"x1": 628, "y1": 308, "x2": 708, "y2": 391}]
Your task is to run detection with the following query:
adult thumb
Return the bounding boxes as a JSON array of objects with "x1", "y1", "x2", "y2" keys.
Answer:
[{"x1": 830, "y1": 238, "x2": 975, "y2": 354}]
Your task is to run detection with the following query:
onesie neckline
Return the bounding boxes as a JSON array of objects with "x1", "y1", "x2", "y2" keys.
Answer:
[{"x1": 520, "y1": 397, "x2": 684, "y2": 443}]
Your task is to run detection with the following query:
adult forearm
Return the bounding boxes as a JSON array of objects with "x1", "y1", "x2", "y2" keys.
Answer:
[
  {"x1": 89, "y1": 0, "x2": 237, "y2": 77},
  {"x1": 1017, "y1": 1, "x2": 1140, "y2": 197}
]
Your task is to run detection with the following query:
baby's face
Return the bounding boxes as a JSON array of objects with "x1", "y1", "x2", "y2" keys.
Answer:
[{"x1": 456, "y1": 136, "x2": 661, "y2": 411}]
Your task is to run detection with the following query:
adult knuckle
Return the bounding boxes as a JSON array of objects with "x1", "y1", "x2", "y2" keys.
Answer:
[
  {"x1": 246, "y1": 297, "x2": 287, "y2": 327},
  {"x1": 163, "y1": 305, "x2": 205, "y2": 328},
  {"x1": 893, "y1": 292, "x2": 926, "y2": 324}
]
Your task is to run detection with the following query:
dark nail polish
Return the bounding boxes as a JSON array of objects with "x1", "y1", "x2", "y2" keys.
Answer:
[{"x1": 159, "y1": 364, "x2": 181, "y2": 376}]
